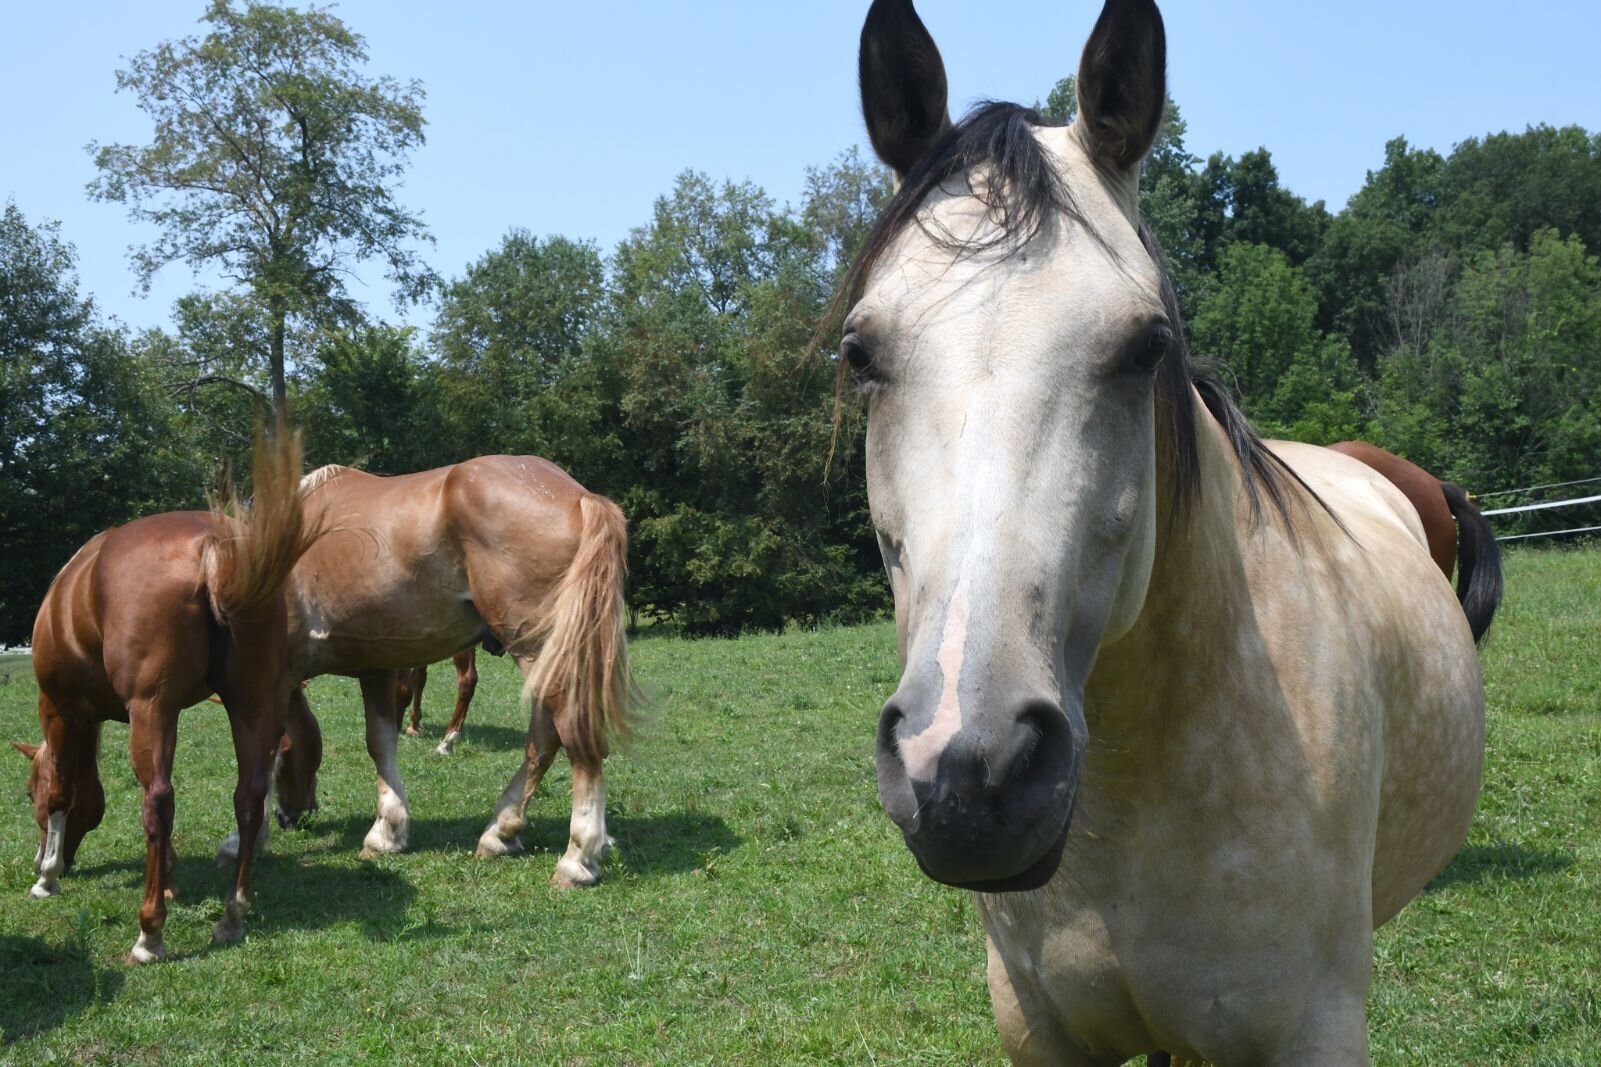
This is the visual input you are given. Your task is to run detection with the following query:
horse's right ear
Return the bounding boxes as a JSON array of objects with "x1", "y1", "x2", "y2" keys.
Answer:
[
  {"x1": 859, "y1": 0, "x2": 953, "y2": 179},
  {"x1": 10, "y1": 740, "x2": 40, "y2": 761}
]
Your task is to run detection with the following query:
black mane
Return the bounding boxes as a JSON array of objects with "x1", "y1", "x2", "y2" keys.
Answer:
[{"x1": 836, "y1": 100, "x2": 1314, "y2": 532}]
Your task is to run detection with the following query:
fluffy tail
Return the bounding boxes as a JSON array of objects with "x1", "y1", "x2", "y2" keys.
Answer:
[
  {"x1": 520, "y1": 493, "x2": 638, "y2": 765},
  {"x1": 205, "y1": 416, "x2": 315, "y2": 620},
  {"x1": 1441, "y1": 482, "x2": 1503, "y2": 644}
]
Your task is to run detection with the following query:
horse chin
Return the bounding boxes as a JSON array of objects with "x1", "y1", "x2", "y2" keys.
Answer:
[{"x1": 913, "y1": 811, "x2": 1073, "y2": 894}]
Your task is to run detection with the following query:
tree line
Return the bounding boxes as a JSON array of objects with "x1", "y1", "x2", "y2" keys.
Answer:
[{"x1": 4, "y1": 2, "x2": 1599, "y2": 642}]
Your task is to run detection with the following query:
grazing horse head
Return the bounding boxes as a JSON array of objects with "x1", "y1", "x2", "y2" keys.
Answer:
[
  {"x1": 273, "y1": 689, "x2": 323, "y2": 828},
  {"x1": 849, "y1": 0, "x2": 1182, "y2": 891},
  {"x1": 10, "y1": 738, "x2": 104, "y2": 873}
]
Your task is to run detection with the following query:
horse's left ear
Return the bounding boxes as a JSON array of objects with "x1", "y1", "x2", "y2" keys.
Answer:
[
  {"x1": 859, "y1": 0, "x2": 953, "y2": 179},
  {"x1": 1074, "y1": 0, "x2": 1167, "y2": 172},
  {"x1": 9, "y1": 740, "x2": 40, "y2": 761}
]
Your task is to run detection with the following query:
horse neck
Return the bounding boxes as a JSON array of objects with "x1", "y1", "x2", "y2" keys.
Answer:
[{"x1": 1083, "y1": 388, "x2": 1259, "y2": 765}]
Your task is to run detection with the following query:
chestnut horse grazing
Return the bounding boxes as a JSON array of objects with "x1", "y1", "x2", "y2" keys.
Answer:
[
  {"x1": 394, "y1": 648, "x2": 480, "y2": 755},
  {"x1": 277, "y1": 456, "x2": 634, "y2": 887},
  {"x1": 1328, "y1": 441, "x2": 1502, "y2": 642},
  {"x1": 846, "y1": 1, "x2": 1495, "y2": 1061},
  {"x1": 17, "y1": 424, "x2": 311, "y2": 962}
]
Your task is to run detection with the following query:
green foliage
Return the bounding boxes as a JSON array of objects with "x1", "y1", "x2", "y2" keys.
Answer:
[
  {"x1": 1374, "y1": 230, "x2": 1601, "y2": 496},
  {"x1": 0, "y1": 205, "x2": 210, "y2": 643},
  {"x1": 87, "y1": 0, "x2": 434, "y2": 408}
]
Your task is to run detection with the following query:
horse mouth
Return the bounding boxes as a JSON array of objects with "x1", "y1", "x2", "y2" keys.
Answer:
[{"x1": 909, "y1": 801, "x2": 1073, "y2": 893}]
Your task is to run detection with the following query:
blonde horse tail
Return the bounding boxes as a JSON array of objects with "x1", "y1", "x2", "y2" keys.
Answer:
[
  {"x1": 205, "y1": 414, "x2": 314, "y2": 621},
  {"x1": 520, "y1": 492, "x2": 637, "y2": 765}
]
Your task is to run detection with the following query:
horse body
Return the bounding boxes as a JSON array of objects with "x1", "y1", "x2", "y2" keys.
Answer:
[
  {"x1": 1328, "y1": 440, "x2": 1502, "y2": 642},
  {"x1": 977, "y1": 432, "x2": 1484, "y2": 1064},
  {"x1": 848, "y1": 2, "x2": 1494, "y2": 1061},
  {"x1": 20, "y1": 427, "x2": 308, "y2": 962},
  {"x1": 281, "y1": 454, "x2": 633, "y2": 885}
]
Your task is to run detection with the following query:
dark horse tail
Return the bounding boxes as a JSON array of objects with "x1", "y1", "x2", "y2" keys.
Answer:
[
  {"x1": 1440, "y1": 482, "x2": 1503, "y2": 644},
  {"x1": 205, "y1": 415, "x2": 317, "y2": 621},
  {"x1": 520, "y1": 492, "x2": 639, "y2": 765}
]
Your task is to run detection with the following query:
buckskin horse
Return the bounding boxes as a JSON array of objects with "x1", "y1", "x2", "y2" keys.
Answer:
[
  {"x1": 843, "y1": 0, "x2": 1499, "y2": 1061},
  {"x1": 271, "y1": 456, "x2": 635, "y2": 887},
  {"x1": 1328, "y1": 441, "x2": 1502, "y2": 642},
  {"x1": 15, "y1": 422, "x2": 312, "y2": 962}
]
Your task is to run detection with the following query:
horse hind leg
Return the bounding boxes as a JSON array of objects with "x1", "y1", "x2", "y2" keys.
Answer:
[
  {"x1": 128, "y1": 701, "x2": 179, "y2": 963},
  {"x1": 211, "y1": 681, "x2": 281, "y2": 946},
  {"x1": 552, "y1": 754, "x2": 610, "y2": 889},
  {"x1": 360, "y1": 671, "x2": 410, "y2": 857},
  {"x1": 549, "y1": 688, "x2": 612, "y2": 889},
  {"x1": 437, "y1": 651, "x2": 478, "y2": 756},
  {"x1": 475, "y1": 663, "x2": 558, "y2": 858},
  {"x1": 404, "y1": 664, "x2": 426, "y2": 737}
]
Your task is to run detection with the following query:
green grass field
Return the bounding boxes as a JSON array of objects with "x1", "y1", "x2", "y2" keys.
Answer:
[{"x1": 1, "y1": 546, "x2": 1596, "y2": 1064}]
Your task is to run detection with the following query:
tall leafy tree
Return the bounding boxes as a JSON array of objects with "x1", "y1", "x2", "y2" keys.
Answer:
[
  {"x1": 431, "y1": 231, "x2": 608, "y2": 467},
  {"x1": 88, "y1": 0, "x2": 435, "y2": 412},
  {"x1": 0, "y1": 205, "x2": 207, "y2": 641}
]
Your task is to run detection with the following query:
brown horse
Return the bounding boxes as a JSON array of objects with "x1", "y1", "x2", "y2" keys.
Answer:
[
  {"x1": 1328, "y1": 441, "x2": 1502, "y2": 642},
  {"x1": 15, "y1": 424, "x2": 312, "y2": 962},
  {"x1": 393, "y1": 648, "x2": 480, "y2": 755},
  {"x1": 273, "y1": 456, "x2": 635, "y2": 887}
]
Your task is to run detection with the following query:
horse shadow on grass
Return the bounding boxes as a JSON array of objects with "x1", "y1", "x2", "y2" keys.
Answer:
[
  {"x1": 1426, "y1": 842, "x2": 1576, "y2": 893},
  {"x1": 308, "y1": 807, "x2": 743, "y2": 879},
  {"x1": 0, "y1": 935, "x2": 125, "y2": 1045},
  {"x1": 70, "y1": 848, "x2": 421, "y2": 947}
]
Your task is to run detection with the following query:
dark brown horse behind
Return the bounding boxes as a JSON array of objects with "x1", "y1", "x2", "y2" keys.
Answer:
[
  {"x1": 15, "y1": 422, "x2": 314, "y2": 963},
  {"x1": 1329, "y1": 441, "x2": 1503, "y2": 642},
  {"x1": 394, "y1": 648, "x2": 479, "y2": 755}
]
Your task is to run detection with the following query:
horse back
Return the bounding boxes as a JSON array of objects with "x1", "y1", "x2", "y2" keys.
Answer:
[
  {"x1": 1327, "y1": 441, "x2": 1456, "y2": 580},
  {"x1": 288, "y1": 456, "x2": 589, "y2": 671}
]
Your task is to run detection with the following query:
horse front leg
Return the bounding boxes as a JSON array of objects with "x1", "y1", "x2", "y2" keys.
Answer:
[
  {"x1": 128, "y1": 702, "x2": 179, "y2": 963},
  {"x1": 28, "y1": 701, "x2": 77, "y2": 900},
  {"x1": 360, "y1": 671, "x2": 410, "y2": 857}
]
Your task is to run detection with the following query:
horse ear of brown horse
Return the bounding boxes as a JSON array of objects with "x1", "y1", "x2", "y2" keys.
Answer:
[{"x1": 9, "y1": 740, "x2": 39, "y2": 760}]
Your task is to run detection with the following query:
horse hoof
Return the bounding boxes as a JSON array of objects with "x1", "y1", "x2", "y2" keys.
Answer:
[
  {"x1": 211, "y1": 919, "x2": 246, "y2": 946},
  {"x1": 474, "y1": 831, "x2": 523, "y2": 859},
  {"x1": 551, "y1": 857, "x2": 600, "y2": 889},
  {"x1": 128, "y1": 933, "x2": 165, "y2": 964},
  {"x1": 404, "y1": 726, "x2": 419, "y2": 737},
  {"x1": 29, "y1": 879, "x2": 60, "y2": 900}
]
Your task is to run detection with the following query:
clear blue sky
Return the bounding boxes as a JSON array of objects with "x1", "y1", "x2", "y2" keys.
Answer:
[{"x1": 5, "y1": 0, "x2": 1599, "y2": 334}]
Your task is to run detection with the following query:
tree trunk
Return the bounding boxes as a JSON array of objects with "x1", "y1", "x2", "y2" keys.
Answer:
[{"x1": 270, "y1": 304, "x2": 288, "y2": 425}]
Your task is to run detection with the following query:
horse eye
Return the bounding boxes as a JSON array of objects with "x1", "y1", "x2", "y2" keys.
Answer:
[
  {"x1": 840, "y1": 333, "x2": 873, "y2": 375},
  {"x1": 1134, "y1": 325, "x2": 1172, "y2": 373}
]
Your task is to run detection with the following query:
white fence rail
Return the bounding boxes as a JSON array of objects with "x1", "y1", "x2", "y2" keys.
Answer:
[{"x1": 1475, "y1": 480, "x2": 1601, "y2": 542}]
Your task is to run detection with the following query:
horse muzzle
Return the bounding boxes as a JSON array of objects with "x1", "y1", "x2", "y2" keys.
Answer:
[{"x1": 875, "y1": 692, "x2": 1080, "y2": 892}]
